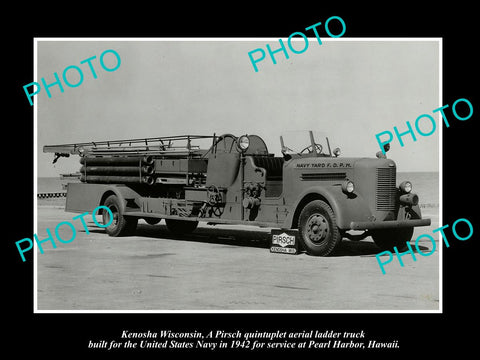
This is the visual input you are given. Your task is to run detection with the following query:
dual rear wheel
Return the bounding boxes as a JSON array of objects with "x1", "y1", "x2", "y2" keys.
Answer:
[{"x1": 102, "y1": 195, "x2": 137, "y2": 236}]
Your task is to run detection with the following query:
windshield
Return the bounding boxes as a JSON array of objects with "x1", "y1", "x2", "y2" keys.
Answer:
[{"x1": 280, "y1": 131, "x2": 332, "y2": 157}]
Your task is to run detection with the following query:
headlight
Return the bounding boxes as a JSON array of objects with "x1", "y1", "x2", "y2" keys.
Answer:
[
  {"x1": 342, "y1": 179, "x2": 355, "y2": 194},
  {"x1": 399, "y1": 181, "x2": 412, "y2": 193},
  {"x1": 237, "y1": 135, "x2": 250, "y2": 152}
]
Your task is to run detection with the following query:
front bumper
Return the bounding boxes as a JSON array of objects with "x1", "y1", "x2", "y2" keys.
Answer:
[{"x1": 349, "y1": 218, "x2": 431, "y2": 230}]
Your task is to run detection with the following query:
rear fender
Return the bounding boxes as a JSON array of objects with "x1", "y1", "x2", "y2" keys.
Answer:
[{"x1": 66, "y1": 183, "x2": 141, "y2": 213}]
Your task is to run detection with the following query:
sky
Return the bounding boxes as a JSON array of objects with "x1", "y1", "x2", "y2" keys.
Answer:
[{"x1": 35, "y1": 39, "x2": 440, "y2": 177}]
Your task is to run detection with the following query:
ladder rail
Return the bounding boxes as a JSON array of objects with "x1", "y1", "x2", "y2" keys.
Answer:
[{"x1": 43, "y1": 134, "x2": 214, "y2": 155}]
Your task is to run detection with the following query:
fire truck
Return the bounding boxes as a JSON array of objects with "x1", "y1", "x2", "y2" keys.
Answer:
[{"x1": 44, "y1": 131, "x2": 430, "y2": 256}]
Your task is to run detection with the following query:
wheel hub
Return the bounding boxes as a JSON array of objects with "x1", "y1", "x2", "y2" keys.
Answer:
[
  {"x1": 104, "y1": 206, "x2": 119, "y2": 227},
  {"x1": 306, "y1": 214, "x2": 329, "y2": 243}
]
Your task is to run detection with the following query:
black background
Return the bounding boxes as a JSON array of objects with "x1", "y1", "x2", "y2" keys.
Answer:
[{"x1": 6, "y1": 3, "x2": 477, "y2": 357}]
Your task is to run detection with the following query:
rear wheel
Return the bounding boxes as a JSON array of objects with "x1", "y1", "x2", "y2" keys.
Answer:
[
  {"x1": 298, "y1": 200, "x2": 342, "y2": 256},
  {"x1": 102, "y1": 195, "x2": 138, "y2": 236},
  {"x1": 165, "y1": 219, "x2": 198, "y2": 234},
  {"x1": 371, "y1": 227, "x2": 414, "y2": 251}
]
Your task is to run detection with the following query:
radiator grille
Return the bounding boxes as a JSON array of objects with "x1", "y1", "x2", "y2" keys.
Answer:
[{"x1": 376, "y1": 167, "x2": 396, "y2": 211}]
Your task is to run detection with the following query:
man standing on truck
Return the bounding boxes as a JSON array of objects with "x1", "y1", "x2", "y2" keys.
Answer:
[{"x1": 376, "y1": 143, "x2": 390, "y2": 159}]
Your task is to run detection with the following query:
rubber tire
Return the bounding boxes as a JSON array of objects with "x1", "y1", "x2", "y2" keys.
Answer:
[
  {"x1": 144, "y1": 218, "x2": 161, "y2": 225},
  {"x1": 165, "y1": 219, "x2": 198, "y2": 234},
  {"x1": 298, "y1": 200, "x2": 342, "y2": 256},
  {"x1": 372, "y1": 227, "x2": 414, "y2": 251},
  {"x1": 102, "y1": 195, "x2": 138, "y2": 237}
]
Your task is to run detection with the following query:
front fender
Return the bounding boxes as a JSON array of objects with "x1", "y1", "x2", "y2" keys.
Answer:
[{"x1": 282, "y1": 185, "x2": 373, "y2": 230}]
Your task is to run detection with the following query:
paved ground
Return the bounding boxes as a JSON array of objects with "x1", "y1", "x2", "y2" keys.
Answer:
[{"x1": 35, "y1": 204, "x2": 440, "y2": 311}]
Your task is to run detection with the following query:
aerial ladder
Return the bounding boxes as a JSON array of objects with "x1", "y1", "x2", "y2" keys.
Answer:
[{"x1": 43, "y1": 134, "x2": 217, "y2": 186}]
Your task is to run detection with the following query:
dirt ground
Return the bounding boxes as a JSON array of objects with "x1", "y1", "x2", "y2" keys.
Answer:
[{"x1": 35, "y1": 202, "x2": 440, "y2": 311}]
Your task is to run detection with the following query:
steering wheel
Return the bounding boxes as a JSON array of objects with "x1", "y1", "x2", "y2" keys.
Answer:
[{"x1": 300, "y1": 143, "x2": 323, "y2": 154}]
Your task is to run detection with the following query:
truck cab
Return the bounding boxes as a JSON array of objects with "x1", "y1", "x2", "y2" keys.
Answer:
[{"x1": 273, "y1": 131, "x2": 430, "y2": 255}]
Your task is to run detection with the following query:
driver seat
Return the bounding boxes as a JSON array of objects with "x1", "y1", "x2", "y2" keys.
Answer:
[{"x1": 251, "y1": 156, "x2": 284, "y2": 181}]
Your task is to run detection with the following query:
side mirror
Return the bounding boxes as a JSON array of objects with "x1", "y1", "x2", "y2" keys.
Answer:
[{"x1": 333, "y1": 147, "x2": 341, "y2": 157}]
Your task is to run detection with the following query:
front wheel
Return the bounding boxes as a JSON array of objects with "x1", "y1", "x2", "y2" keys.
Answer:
[
  {"x1": 102, "y1": 195, "x2": 138, "y2": 236},
  {"x1": 371, "y1": 227, "x2": 414, "y2": 251},
  {"x1": 298, "y1": 200, "x2": 342, "y2": 256}
]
